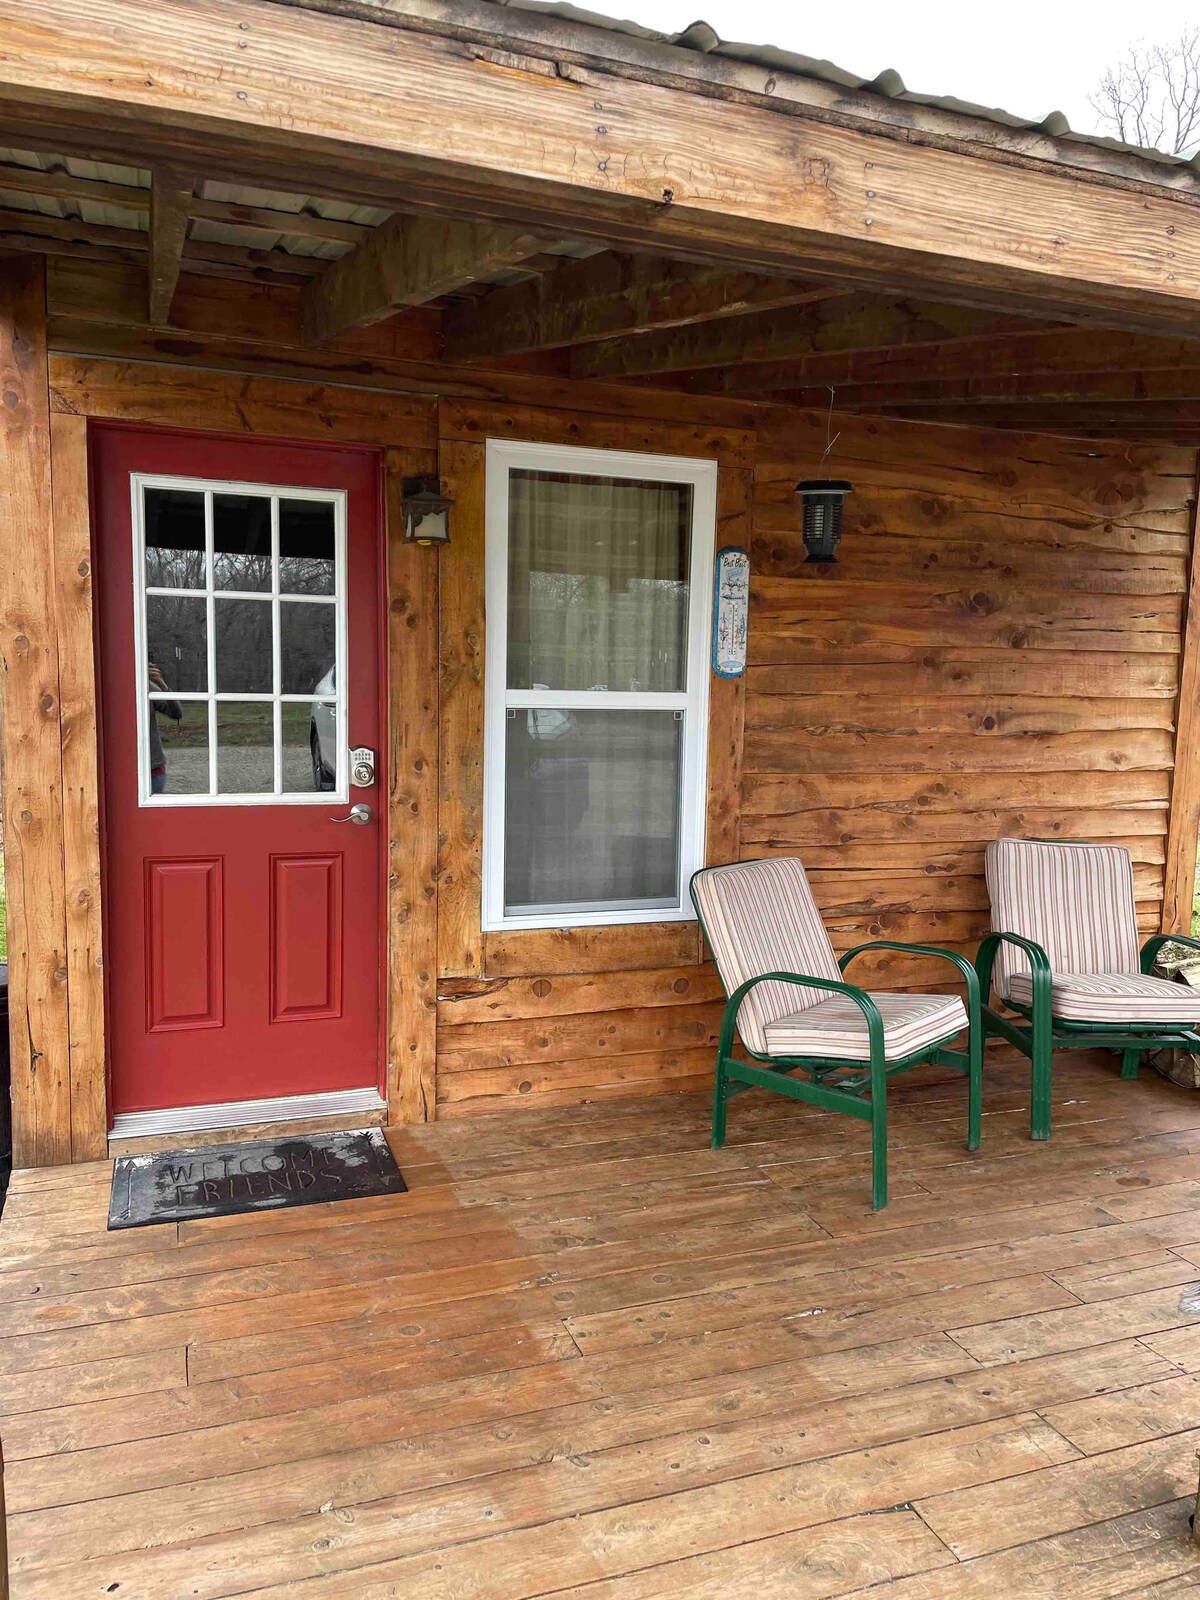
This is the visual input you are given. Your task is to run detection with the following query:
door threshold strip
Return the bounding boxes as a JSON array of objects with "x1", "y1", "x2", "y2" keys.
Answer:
[{"x1": 110, "y1": 1086, "x2": 387, "y2": 1140}]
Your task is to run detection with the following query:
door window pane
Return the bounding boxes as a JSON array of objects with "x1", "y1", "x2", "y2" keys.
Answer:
[
  {"x1": 280, "y1": 601, "x2": 336, "y2": 695},
  {"x1": 147, "y1": 701, "x2": 209, "y2": 796},
  {"x1": 137, "y1": 479, "x2": 345, "y2": 803},
  {"x1": 214, "y1": 598, "x2": 273, "y2": 693},
  {"x1": 144, "y1": 486, "x2": 205, "y2": 590},
  {"x1": 504, "y1": 710, "x2": 682, "y2": 915},
  {"x1": 280, "y1": 499, "x2": 335, "y2": 594},
  {"x1": 145, "y1": 595, "x2": 207, "y2": 693},
  {"x1": 282, "y1": 701, "x2": 333, "y2": 793},
  {"x1": 213, "y1": 493, "x2": 272, "y2": 591},
  {"x1": 507, "y1": 470, "x2": 691, "y2": 692},
  {"x1": 216, "y1": 702, "x2": 274, "y2": 794}
]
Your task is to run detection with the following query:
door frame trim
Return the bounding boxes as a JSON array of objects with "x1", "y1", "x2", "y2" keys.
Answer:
[{"x1": 91, "y1": 420, "x2": 391, "y2": 1132}]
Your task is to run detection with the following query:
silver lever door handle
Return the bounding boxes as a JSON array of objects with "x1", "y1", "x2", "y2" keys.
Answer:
[{"x1": 332, "y1": 802, "x2": 373, "y2": 826}]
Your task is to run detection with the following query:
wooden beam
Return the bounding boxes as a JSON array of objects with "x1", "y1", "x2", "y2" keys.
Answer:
[
  {"x1": 302, "y1": 212, "x2": 545, "y2": 343},
  {"x1": 0, "y1": 255, "x2": 72, "y2": 1165},
  {"x1": 1164, "y1": 458, "x2": 1200, "y2": 933},
  {"x1": 3, "y1": 2, "x2": 1200, "y2": 334},
  {"x1": 0, "y1": 161, "x2": 374, "y2": 245},
  {"x1": 443, "y1": 251, "x2": 841, "y2": 364},
  {"x1": 570, "y1": 297, "x2": 1052, "y2": 381},
  {"x1": 0, "y1": 205, "x2": 146, "y2": 253},
  {"x1": 0, "y1": 160, "x2": 147, "y2": 211},
  {"x1": 771, "y1": 368, "x2": 1200, "y2": 412},
  {"x1": 188, "y1": 196, "x2": 366, "y2": 245},
  {"x1": 48, "y1": 411, "x2": 106, "y2": 1160},
  {"x1": 0, "y1": 206, "x2": 326, "y2": 281},
  {"x1": 664, "y1": 329, "x2": 1200, "y2": 396},
  {"x1": 436, "y1": 434, "x2": 486, "y2": 980},
  {"x1": 148, "y1": 167, "x2": 194, "y2": 326},
  {"x1": 860, "y1": 402, "x2": 1200, "y2": 434},
  {"x1": 384, "y1": 446, "x2": 439, "y2": 1123}
]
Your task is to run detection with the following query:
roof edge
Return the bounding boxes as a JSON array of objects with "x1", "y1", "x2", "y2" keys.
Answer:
[{"x1": 259, "y1": 0, "x2": 1200, "y2": 201}]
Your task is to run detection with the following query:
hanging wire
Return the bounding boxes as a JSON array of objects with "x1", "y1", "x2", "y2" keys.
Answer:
[{"x1": 817, "y1": 384, "x2": 841, "y2": 473}]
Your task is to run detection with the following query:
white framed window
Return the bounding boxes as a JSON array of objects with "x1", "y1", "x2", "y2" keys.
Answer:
[
  {"x1": 131, "y1": 473, "x2": 348, "y2": 807},
  {"x1": 483, "y1": 439, "x2": 716, "y2": 931}
]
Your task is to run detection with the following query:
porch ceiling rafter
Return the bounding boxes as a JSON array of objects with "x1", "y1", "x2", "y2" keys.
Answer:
[
  {"x1": 301, "y1": 211, "x2": 548, "y2": 342},
  {"x1": 858, "y1": 399, "x2": 1200, "y2": 438},
  {"x1": 148, "y1": 167, "x2": 195, "y2": 326},
  {"x1": 442, "y1": 251, "x2": 844, "y2": 365},
  {"x1": 778, "y1": 368, "x2": 1200, "y2": 412},
  {"x1": 2, "y1": 1, "x2": 1200, "y2": 337},
  {"x1": 0, "y1": 161, "x2": 370, "y2": 246},
  {"x1": 652, "y1": 329, "x2": 1200, "y2": 397},
  {"x1": 571, "y1": 296, "x2": 1056, "y2": 381}
]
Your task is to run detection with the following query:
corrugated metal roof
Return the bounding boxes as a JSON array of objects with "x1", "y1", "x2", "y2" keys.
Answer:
[{"x1": 481, "y1": 0, "x2": 1200, "y2": 175}]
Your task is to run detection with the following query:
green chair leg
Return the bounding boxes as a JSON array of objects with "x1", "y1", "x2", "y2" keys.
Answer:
[
  {"x1": 1030, "y1": 1022, "x2": 1053, "y2": 1141},
  {"x1": 711, "y1": 1058, "x2": 729, "y2": 1150},
  {"x1": 967, "y1": 1030, "x2": 982, "y2": 1154},
  {"x1": 871, "y1": 1094, "x2": 888, "y2": 1211},
  {"x1": 1120, "y1": 1046, "x2": 1141, "y2": 1080}
]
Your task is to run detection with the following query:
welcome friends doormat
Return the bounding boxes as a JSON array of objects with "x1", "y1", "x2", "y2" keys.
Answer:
[{"x1": 108, "y1": 1126, "x2": 406, "y2": 1229}]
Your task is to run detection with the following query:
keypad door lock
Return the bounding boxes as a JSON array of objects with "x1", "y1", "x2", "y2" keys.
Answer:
[{"x1": 350, "y1": 746, "x2": 375, "y2": 788}]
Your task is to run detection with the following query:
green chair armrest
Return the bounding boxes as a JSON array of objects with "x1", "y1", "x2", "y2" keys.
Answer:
[
  {"x1": 839, "y1": 940, "x2": 981, "y2": 1016},
  {"x1": 1142, "y1": 932, "x2": 1200, "y2": 974},
  {"x1": 719, "y1": 971, "x2": 886, "y2": 1080},
  {"x1": 976, "y1": 931, "x2": 1052, "y2": 1020}
]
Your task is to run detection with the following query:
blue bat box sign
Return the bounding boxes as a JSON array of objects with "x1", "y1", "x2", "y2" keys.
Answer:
[{"x1": 712, "y1": 546, "x2": 750, "y2": 678}]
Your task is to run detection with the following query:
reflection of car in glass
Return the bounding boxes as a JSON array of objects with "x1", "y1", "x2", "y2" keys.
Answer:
[{"x1": 310, "y1": 665, "x2": 336, "y2": 790}]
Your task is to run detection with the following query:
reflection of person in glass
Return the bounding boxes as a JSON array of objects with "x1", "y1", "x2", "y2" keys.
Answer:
[{"x1": 148, "y1": 661, "x2": 183, "y2": 795}]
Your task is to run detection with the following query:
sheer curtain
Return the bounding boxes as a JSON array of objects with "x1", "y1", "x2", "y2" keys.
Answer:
[
  {"x1": 503, "y1": 470, "x2": 693, "y2": 916},
  {"x1": 507, "y1": 470, "x2": 690, "y2": 692}
]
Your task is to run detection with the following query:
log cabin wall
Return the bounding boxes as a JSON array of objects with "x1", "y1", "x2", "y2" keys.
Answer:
[
  {"x1": 431, "y1": 393, "x2": 752, "y2": 1117},
  {"x1": 747, "y1": 405, "x2": 1198, "y2": 994},
  {"x1": 4, "y1": 257, "x2": 1197, "y2": 1144},
  {"x1": 436, "y1": 402, "x2": 1197, "y2": 1117}
]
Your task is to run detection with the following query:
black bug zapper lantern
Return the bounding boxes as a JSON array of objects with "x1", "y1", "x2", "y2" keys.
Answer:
[
  {"x1": 795, "y1": 479, "x2": 853, "y2": 563},
  {"x1": 795, "y1": 388, "x2": 853, "y2": 563}
]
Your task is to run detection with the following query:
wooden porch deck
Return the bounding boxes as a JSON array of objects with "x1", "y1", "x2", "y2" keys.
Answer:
[{"x1": 6, "y1": 1051, "x2": 1200, "y2": 1596}]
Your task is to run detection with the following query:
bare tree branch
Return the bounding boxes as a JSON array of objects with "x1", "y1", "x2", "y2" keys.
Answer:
[{"x1": 1090, "y1": 30, "x2": 1200, "y2": 155}]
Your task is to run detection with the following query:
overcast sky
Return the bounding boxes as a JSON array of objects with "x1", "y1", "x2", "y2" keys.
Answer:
[{"x1": 594, "y1": 0, "x2": 1196, "y2": 140}]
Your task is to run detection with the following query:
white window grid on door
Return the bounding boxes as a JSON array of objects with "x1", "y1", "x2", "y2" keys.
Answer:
[
  {"x1": 482, "y1": 438, "x2": 716, "y2": 932},
  {"x1": 131, "y1": 473, "x2": 349, "y2": 807}
]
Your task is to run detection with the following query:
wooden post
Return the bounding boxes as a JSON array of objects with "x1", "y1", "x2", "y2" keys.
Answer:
[
  {"x1": 50, "y1": 414, "x2": 106, "y2": 1159},
  {"x1": 436, "y1": 434, "x2": 487, "y2": 982},
  {"x1": 1163, "y1": 454, "x2": 1200, "y2": 935},
  {"x1": 384, "y1": 447, "x2": 439, "y2": 1123},
  {"x1": 0, "y1": 256, "x2": 73, "y2": 1166}
]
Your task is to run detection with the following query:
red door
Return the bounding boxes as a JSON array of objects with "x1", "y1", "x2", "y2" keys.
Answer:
[{"x1": 94, "y1": 426, "x2": 384, "y2": 1126}]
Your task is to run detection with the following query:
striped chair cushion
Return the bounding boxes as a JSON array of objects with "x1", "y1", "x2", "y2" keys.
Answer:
[
  {"x1": 984, "y1": 839, "x2": 1140, "y2": 1001},
  {"x1": 691, "y1": 858, "x2": 843, "y2": 1054},
  {"x1": 1007, "y1": 970, "x2": 1200, "y2": 1024},
  {"x1": 765, "y1": 992, "x2": 969, "y2": 1061}
]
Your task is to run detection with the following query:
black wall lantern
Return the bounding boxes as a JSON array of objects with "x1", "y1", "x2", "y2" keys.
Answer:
[
  {"x1": 795, "y1": 386, "x2": 853, "y2": 563},
  {"x1": 795, "y1": 478, "x2": 853, "y2": 563},
  {"x1": 401, "y1": 474, "x2": 454, "y2": 547}
]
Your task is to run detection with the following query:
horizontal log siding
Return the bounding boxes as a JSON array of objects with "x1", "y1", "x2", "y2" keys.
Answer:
[
  {"x1": 36, "y1": 322, "x2": 1200, "y2": 1132},
  {"x1": 745, "y1": 406, "x2": 1196, "y2": 989}
]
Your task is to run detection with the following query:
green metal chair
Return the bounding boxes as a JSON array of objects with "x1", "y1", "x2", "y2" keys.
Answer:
[
  {"x1": 977, "y1": 837, "x2": 1200, "y2": 1141},
  {"x1": 691, "y1": 857, "x2": 982, "y2": 1210}
]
